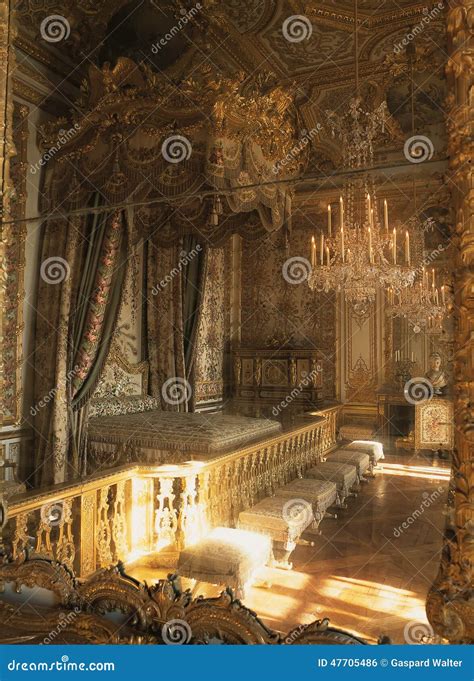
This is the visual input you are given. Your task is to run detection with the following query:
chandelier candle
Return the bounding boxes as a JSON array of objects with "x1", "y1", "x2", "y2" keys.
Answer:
[
  {"x1": 327, "y1": 204, "x2": 332, "y2": 235},
  {"x1": 311, "y1": 236, "x2": 316, "y2": 268},
  {"x1": 384, "y1": 199, "x2": 389, "y2": 232}
]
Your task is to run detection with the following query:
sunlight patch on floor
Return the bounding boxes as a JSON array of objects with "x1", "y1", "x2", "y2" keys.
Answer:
[{"x1": 379, "y1": 463, "x2": 450, "y2": 481}]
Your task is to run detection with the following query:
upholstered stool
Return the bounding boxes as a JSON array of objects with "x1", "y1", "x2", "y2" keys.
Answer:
[
  {"x1": 346, "y1": 440, "x2": 384, "y2": 469},
  {"x1": 305, "y1": 461, "x2": 358, "y2": 507},
  {"x1": 177, "y1": 527, "x2": 272, "y2": 599},
  {"x1": 339, "y1": 424, "x2": 375, "y2": 441},
  {"x1": 326, "y1": 450, "x2": 371, "y2": 481},
  {"x1": 275, "y1": 478, "x2": 338, "y2": 528},
  {"x1": 238, "y1": 495, "x2": 314, "y2": 570}
]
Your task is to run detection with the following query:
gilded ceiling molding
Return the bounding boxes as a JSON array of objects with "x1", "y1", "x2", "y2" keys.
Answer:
[
  {"x1": 13, "y1": 35, "x2": 80, "y2": 82},
  {"x1": 425, "y1": 0, "x2": 474, "y2": 644},
  {"x1": 14, "y1": 0, "x2": 132, "y2": 57},
  {"x1": 302, "y1": 1, "x2": 446, "y2": 27}
]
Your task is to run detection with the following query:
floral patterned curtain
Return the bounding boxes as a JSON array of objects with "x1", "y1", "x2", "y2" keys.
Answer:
[
  {"x1": 146, "y1": 234, "x2": 207, "y2": 412},
  {"x1": 33, "y1": 205, "x2": 127, "y2": 486}
]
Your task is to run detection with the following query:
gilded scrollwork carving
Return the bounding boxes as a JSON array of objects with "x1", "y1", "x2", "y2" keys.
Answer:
[{"x1": 0, "y1": 555, "x2": 384, "y2": 645}]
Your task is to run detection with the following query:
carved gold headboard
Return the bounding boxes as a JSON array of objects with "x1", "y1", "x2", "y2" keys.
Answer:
[{"x1": 93, "y1": 342, "x2": 149, "y2": 399}]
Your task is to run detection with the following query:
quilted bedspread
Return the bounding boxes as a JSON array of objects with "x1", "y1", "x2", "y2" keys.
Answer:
[{"x1": 88, "y1": 410, "x2": 282, "y2": 456}]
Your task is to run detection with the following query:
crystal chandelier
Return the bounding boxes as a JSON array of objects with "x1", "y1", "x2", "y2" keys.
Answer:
[
  {"x1": 384, "y1": 42, "x2": 451, "y2": 335},
  {"x1": 387, "y1": 267, "x2": 451, "y2": 335},
  {"x1": 308, "y1": 177, "x2": 415, "y2": 316},
  {"x1": 307, "y1": 0, "x2": 416, "y2": 316}
]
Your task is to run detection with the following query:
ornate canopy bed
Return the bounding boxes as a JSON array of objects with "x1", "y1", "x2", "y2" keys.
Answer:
[{"x1": 87, "y1": 347, "x2": 282, "y2": 469}]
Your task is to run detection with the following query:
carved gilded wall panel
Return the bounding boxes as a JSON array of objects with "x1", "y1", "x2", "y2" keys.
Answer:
[
  {"x1": 344, "y1": 303, "x2": 378, "y2": 404},
  {"x1": 2, "y1": 102, "x2": 28, "y2": 426}
]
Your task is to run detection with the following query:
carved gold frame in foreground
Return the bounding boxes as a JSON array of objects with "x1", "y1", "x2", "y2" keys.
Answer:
[
  {"x1": 0, "y1": 556, "x2": 374, "y2": 645},
  {"x1": 424, "y1": 1, "x2": 474, "y2": 644},
  {"x1": 0, "y1": 0, "x2": 472, "y2": 645}
]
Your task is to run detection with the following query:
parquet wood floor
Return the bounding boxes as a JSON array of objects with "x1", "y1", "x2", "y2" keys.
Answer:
[{"x1": 129, "y1": 449, "x2": 451, "y2": 643}]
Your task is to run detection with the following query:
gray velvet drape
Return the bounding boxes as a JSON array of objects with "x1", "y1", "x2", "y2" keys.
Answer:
[
  {"x1": 69, "y1": 199, "x2": 128, "y2": 474},
  {"x1": 33, "y1": 199, "x2": 127, "y2": 486}
]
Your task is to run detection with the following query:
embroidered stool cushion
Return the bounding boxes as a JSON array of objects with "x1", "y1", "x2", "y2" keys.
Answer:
[
  {"x1": 274, "y1": 479, "x2": 337, "y2": 523},
  {"x1": 339, "y1": 424, "x2": 375, "y2": 441},
  {"x1": 305, "y1": 461, "x2": 358, "y2": 500},
  {"x1": 346, "y1": 440, "x2": 384, "y2": 464},
  {"x1": 326, "y1": 450, "x2": 370, "y2": 479},
  {"x1": 177, "y1": 527, "x2": 271, "y2": 593},
  {"x1": 238, "y1": 495, "x2": 314, "y2": 545}
]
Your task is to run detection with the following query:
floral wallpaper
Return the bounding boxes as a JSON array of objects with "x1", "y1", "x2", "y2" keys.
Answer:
[
  {"x1": 195, "y1": 244, "x2": 230, "y2": 405},
  {"x1": 240, "y1": 226, "x2": 336, "y2": 400}
]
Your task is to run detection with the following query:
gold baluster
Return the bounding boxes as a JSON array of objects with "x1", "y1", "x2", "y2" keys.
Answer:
[
  {"x1": 112, "y1": 480, "x2": 128, "y2": 562},
  {"x1": 80, "y1": 491, "x2": 96, "y2": 577},
  {"x1": 12, "y1": 512, "x2": 28, "y2": 559},
  {"x1": 155, "y1": 477, "x2": 178, "y2": 550},
  {"x1": 55, "y1": 499, "x2": 75, "y2": 570},
  {"x1": 96, "y1": 487, "x2": 113, "y2": 567}
]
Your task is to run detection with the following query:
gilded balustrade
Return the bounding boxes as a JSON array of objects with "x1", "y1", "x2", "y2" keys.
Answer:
[{"x1": 2, "y1": 407, "x2": 339, "y2": 578}]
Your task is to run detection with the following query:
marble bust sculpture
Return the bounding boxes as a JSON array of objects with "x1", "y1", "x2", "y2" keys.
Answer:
[{"x1": 425, "y1": 352, "x2": 448, "y2": 394}]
